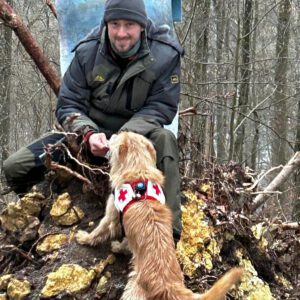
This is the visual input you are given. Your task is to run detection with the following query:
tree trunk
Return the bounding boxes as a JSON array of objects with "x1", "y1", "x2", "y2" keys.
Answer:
[
  {"x1": 229, "y1": 0, "x2": 241, "y2": 161},
  {"x1": 292, "y1": 2, "x2": 300, "y2": 221},
  {"x1": 271, "y1": 0, "x2": 291, "y2": 167},
  {"x1": 213, "y1": 0, "x2": 227, "y2": 163},
  {"x1": 0, "y1": 0, "x2": 60, "y2": 95},
  {"x1": 0, "y1": 0, "x2": 12, "y2": 169},
  {"x1": 250, "y1": 0, "x2": 259, "y2": 170},
  {"x1": 233, "y1": 0, "x2": 253, "y2": 162}
]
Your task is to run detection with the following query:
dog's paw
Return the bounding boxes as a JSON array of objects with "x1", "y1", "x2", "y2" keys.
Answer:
[
  {"x1": 111, "y1": 239, "x2": 131, "y2": 255},
  {"x1": 75, "y1": 230, "x2": 93, "y2": 245},
  {"x1": 111, "y1": 241, "x2": 122, "y2": 253}
]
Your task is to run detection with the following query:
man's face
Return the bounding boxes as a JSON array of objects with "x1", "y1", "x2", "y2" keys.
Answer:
[{"x1": 107, "y1": 19, "x2": 143, "y2": 53}]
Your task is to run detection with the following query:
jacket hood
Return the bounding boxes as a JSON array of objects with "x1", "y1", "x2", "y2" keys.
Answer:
[{"x1": 73, "y1": 19, "x2": 183, "y2": 55}]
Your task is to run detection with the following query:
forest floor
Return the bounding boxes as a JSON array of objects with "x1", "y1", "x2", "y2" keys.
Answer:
[{"x1": 0, "y1": 148, "x2": 299, "y2": 299}]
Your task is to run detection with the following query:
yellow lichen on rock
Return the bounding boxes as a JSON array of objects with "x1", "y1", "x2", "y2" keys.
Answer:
[
  {"x1": 0, "y1": 192, "x2": 45, "y2": 234},
  {"x1": 234, "y1": 250, "x2": 275, "y2": 300},
  {"x1": 0, "y1": 275, "x2": 12, "y2": 290},
  {"x1": 19, "y1": 192, "x2": 45, "y2": 216},
  {"x1": 176, "y1": 191, "x2": 220, "y2": 277},
  {"x1": 36, "y1": 234, "x2": 68, "y2": 254},
  {"x1": 0, "y1": 202, "x2": 40, "y2": 242},
  {"x1": 96, "y1": 272, "x2": 111, "y2": 295},
  {"x1": 50, "y1": 193, "x2": 84, "y2": 226},
  {"x1": 7, "y1": 278, "x2": 31, "y2": 300},
  {"x1": 92, "y1": 254, "x2": 116, "y2": 275},
  {"x1": 40, "y1": 264, "x2": 96, "y2": 298},
  {"x1": 251, "y1": 223, "x2": 268, "y2": 250},
  {"x1": 50, "y1": 193, "x2": 72, "y2": 217}
]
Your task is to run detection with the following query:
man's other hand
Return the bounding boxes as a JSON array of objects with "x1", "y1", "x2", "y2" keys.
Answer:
[{"x1": 88, "y1": 133, "x2": 109, "y2": 157}]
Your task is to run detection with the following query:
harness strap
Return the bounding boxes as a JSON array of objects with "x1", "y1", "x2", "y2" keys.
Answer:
[{"x1": 114, "y1": 180, "x2": 165, "y2": 215}]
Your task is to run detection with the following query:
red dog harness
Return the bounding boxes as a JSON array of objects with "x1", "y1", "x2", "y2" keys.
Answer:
[{"x1": 114, "y1": 180, "x2": 166, "y2": 214}]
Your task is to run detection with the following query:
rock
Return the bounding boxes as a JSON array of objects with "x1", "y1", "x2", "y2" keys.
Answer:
[
  {"x1": 236, "y1": 250, "x2": 275, "y2": 300},
  {"x1": 40, "y1": 264, "x2": 96, "y2": 298},
  {"x1": 0, "y1": 274, "x2": 12, "y2": 290},
  {"x1": 19, "y1": 192, "x2": 45, "y2": 216},
  {"x1": 50, "y1": 193, "x2": 84, "y2": 226},
  {"x1": 92, "y1": 254, "x2": 116, "y2": 275},
  {"x1": 0, "y1": 203, "x2": 40, "y2": 242},
  {"x1": 36, "y1": 234, "x2": 68, "y2": 254},
  {"x1": 96, "y1": 272, "x2": 111, "y2": 295},
  {"x1": 50, "y1": 193, "x2": 73, "y2": 217},
  {"x1": 176, "y1": 191, "x2": 220, "y2": 276},
  {"x1": 6, "y1": 278, "x2": 31, "y2": 300}
]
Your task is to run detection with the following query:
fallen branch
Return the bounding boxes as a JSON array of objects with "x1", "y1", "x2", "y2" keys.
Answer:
[
  {"x1": 0, "y1": 0, "x2": 60, "y2": 94},
  {"x1": 270, "y1": 221, "x2": 300, "y2": 231},
  {"x1": 280, "y1": 222, "x2": 300, "y2": 231},
  {"x1": 251, "y1": 152, "x2": 300, "y2": 212}
]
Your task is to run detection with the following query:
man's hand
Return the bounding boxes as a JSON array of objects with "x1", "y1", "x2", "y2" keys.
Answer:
[{"x1": 88, "y1": 133, "x2": 109, "y2": 157}]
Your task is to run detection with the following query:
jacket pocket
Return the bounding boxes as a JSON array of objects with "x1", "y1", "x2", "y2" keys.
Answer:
[{"x1": 129, "y1": 75, "x2": 152, "y2": 112}]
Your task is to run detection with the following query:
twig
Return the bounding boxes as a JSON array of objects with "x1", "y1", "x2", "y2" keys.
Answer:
[
  {"x1": 49, "y1": 162, "x2": 93, "y2": 187},
  {"x1": 0, "y1": 245, "x2": 37, "y2": 264},
  {"x1": 46, "y1": 0, "x2": 57, "y2": 19},
  {"x1": 270, "y1": 221, "x2": 300, "y2": 231},
  {"x1": 60, "y1": 143, "x2": 110, "y2": 177},
  {"x1": 250, "y1": 191, "x2": 282, "y2": 195},
  {"x1": 245, "y1": 165, "x2": 283, "y2": 192}
]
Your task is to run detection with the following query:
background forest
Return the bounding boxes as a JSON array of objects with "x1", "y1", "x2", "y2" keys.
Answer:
[{"x1": 1, "y1": 0, "x2": 300, "y2": 221}]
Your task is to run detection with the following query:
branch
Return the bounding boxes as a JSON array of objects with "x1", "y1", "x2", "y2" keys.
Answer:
[
  {"x1": 46, "y1": 0, "x2": 57, "y2": 19},
  {"x1": 49, "y1": 161, "x2": 93, "y2": 187},
  {"x1": 179, "y1": 106, "x2": 210, "y2": 117},
  {"x1": 0, "y1": 0, "x2": 60, "y2": 95},
  {"x1": 280, "y1": 222, "x2": 300, "y2": 231},
  {"x1": 250, "y1": 152, "x2": 300, "y2": 212}
]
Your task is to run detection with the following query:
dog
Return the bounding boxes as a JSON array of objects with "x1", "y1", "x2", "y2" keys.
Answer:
[{"x1": 76, "y1": 131, "x2": 243, "y2": 300}]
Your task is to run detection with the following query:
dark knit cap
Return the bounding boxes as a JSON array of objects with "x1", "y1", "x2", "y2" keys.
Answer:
[{"x1": 104, "y1": 0, "x2": 148, "y2": 28}]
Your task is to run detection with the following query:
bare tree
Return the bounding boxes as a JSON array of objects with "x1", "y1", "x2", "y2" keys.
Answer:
[
  {"x1": 234, "y1": 0, "x2": 253, "y2": 162},
  {"x1": 271, "y1": 0, "x2": 291, "y2": 167},
  {"x1": 0, "y1": 0, "x2": 12, "y2": 170}
]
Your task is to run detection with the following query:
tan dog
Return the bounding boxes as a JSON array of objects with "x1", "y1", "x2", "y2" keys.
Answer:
[{"x1": 76, "y1": 131, "x2": 242, "y2": 300}]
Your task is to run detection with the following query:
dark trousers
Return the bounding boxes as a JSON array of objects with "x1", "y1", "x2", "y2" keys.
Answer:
[{"x1": 3, "y1": 129, "x2": 182, "y2": 238}]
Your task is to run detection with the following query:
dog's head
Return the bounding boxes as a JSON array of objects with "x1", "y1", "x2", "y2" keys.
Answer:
[
  {"x1": 109, "y1": 131, "x2": 164, "y2": 187},
  {"x1": 109, "y1": 131, "x2": 156, "y2": 167}
]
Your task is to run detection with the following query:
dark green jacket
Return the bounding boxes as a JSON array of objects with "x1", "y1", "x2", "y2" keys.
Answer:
[{"x1": 56, "y1": 20, "x2": 183, "y2": 137}]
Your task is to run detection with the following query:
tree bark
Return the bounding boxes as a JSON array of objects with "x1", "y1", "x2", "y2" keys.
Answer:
[
  {"x1": 234, "y1": 0, "x2": 253, "y2": 162},
  {"x1": 271, "y1": 0, "x2": 291, "y2": 167},
  {"x1": 292, "y1": 3, "x2": 300, "y2": 221},
  {"x1": 213, "y1": 0, "x2": 227, "y2": 163},
  {"x1": 229, "y1": 0, "x2": 241, "y2": 161},
  {"x1": 0, "y1": 0, "x2": 60, "y2": 95},
  {"x1": 251, "y1": 152, "x2": 300, "y2": 212},
  {"x1": 0, "y1": 0, "x2": 12, "y2": 169},
  {"x1": 249, "y1": 0, "x2": 259, "y2": 169}
]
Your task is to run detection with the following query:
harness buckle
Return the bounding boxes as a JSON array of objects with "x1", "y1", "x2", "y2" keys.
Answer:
[{"x1": 134, "y1": 181, "x2": 147, "y2": 198}]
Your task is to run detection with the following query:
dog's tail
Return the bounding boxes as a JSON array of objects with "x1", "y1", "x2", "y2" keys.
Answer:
[{"x1": 194, "y1": 268, "x2": 243, "y2": 300}]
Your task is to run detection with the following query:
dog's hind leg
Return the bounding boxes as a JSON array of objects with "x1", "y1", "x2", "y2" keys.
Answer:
[
  {"x1": 76, "y1": 194, "x2": 121, "y2": 246},
  {"x1": 121, "y1": 271, "x2": 147, "y2": 300}
]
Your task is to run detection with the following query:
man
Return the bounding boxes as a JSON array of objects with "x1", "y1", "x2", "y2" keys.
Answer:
[{"x1": 3, "y1": 0, "x2": 183, "y2": 241}]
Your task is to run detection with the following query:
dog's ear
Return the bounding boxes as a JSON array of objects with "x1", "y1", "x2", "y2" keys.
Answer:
[
  {"x1": 119, "y1": 135, "x2": 129, "y2": 161},
  {"x1": 146, "y1": 142, "x2": 157, "y2": 162}
]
